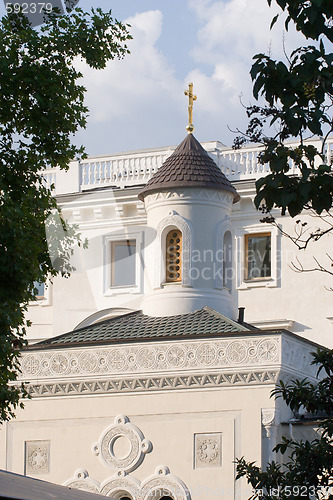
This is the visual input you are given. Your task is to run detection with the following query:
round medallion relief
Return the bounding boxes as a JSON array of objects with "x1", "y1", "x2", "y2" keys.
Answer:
[
  {"x1": 101, "y1": 425, "x2": 139, "y2": 470},
  {"x1": 166, "y1": 345, "x2": 186, "y2": 368},
  {"x1": 108, "y1": 349, "x2": 127, "y2": 371},
  {"x1": 226, "y1": 341, "x2": 247, "y2": 364},
  {"x1": 196, "y1": 343, "x2": 217, "y2": 365},
  {"x1": 79, "y1": 351, "x2": 98, "y2": 373},
  {"x1": 258, "y1": 339, "x2": 278, "y2": 362},
  {"x1": 50, "y1": 353, "x2": 69, "y2": 374},
  {"x1": 94, "y1": 415, "x2": 152, "y2": 473},
  {"x1": 136, "y1": 347, "x2": 157, "y2": 370},
  {"x1": 22, "y1": 354, "x2": 41, "y2": 376}
]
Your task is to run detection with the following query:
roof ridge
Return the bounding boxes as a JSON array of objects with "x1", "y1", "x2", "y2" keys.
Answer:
[
  {"x1": 202, "y1": 306, "x2": 251, "y2": 330},
  {"x1": 29, "y1": 307, "x2": 257, "y2": 350}
]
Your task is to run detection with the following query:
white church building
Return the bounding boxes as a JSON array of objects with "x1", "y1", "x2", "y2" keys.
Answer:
[{"x1": 0, "y1": 94, "x2": 332, "y2": 499}]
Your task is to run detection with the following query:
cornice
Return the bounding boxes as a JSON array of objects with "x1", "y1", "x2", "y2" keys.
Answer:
[
  {"x1": 26, "y1": 369, "x2": 280, "y2": 398},
  {"x1": 18, "y1": 333, "x2": 319, "y2": 398}
]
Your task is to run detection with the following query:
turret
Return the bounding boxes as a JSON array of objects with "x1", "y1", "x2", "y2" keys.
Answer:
[{"x1": 139, "y1": 128, "x2": 240, "y2": 318}]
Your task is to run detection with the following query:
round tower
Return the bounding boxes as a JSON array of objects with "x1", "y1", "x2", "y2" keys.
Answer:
[{"x1": 138, "y1": 133, "x2": 240, "y2": 319}]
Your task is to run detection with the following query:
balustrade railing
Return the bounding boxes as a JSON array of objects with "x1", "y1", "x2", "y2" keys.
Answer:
[
  {"x1": 43, "y1": 137, "x2": 333, "y2": 195},
  {"x1": 80, "y1": 151, "x2": 171, "y2": 189},
  {"x1": 42, "y1": 168, "x2": 57, "y2": 192}
]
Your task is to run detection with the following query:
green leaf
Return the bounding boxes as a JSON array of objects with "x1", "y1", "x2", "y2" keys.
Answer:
[{"x1": 270, "y1": 14, "x2": 279, "y2": 29}]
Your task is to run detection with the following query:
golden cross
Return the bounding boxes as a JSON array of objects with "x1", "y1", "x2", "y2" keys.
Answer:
[{"x1": 184, "y1": 82, "x2": 197, "y2": 133}]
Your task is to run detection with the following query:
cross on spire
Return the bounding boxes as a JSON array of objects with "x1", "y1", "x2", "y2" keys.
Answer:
[{"x1": 184, "y1": 83, "x2": 197, "y2": 134}]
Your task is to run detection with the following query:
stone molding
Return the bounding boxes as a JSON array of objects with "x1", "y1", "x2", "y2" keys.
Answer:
[
  {"x1": 20, "y1": 334, "x2": 318, "y2": 399},
  {"x1": 261, "y1": 408, "x2": 281, "y2": 439},
  {"x1": 65, "y1": 416, "x2": 191, "y2": 499},
  {"x1": 26, "y1": 370, "x2": 279, "y2": 398},
  {"x1": 261, "y1": 408, "x2": 280, "y2": 427},
  {"x1": 92, "y1": 415, "x2": 152, "y2": 472},
  {"x1": 65, "y1": 466, "x2": 191, "y2": 500},
  {"x1": 145, "y1": 189, "x2": 234, "y2": 208},
  {"x1": 214, "y1": 218, "x2": 232, "y2": 289},
  {"x1": 64, "y1": 469, "x2": 100, "y2": 494},
  {"x1": 141, "y1": 465, "x2": 191, "y2": 500},
  {"x1": 20, "y1": 336, "x2": 281, "y2": 381}
]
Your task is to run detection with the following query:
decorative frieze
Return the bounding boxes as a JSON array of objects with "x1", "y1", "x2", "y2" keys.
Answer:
[
  {"x1": 20, "y1": 337, "x2": 281, "y2": 381},
  {"x1": 145, "y1": 188, "x2": 234, "y2": 208},
  {"x1": 26, "y1": 370, "x2": 279, "y2": 398},
  {"x1": 65, "y1": 466, "x2": 191, "y2": 500}
]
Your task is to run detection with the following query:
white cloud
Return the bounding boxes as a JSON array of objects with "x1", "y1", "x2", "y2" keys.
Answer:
[
  {"x1": 74, "y1": 9, "x2": 187, "y2": 153},
  {"x1": 73, "y1": 1, "x2": 311, "y2": 155},
  {"x1": 182, "y1": 0, "x2": 308, "y2": 141}
]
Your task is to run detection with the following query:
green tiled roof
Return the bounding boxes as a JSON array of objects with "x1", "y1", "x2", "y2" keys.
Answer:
[{"x1": 31, "y1": 307, "x2": 253, "y2": 349}]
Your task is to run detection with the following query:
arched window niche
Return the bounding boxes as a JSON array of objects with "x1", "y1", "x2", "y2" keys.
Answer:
[
  {"x1": 156, "y1": 213, "x2": 192, "y2": 288},
  {"x1": 223, "y1": 230, "x2": 232, "y2": 292},
  {"x1": 215, "y1": 220, "x2": 233, "y2": 291},
  {"x1": 165, "y1": 229, "x2": 182, "y2": 282}
]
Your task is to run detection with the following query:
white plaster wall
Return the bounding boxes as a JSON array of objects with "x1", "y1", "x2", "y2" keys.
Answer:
[
  {"x1": 232, "y1": 192, "x2": 333, "y2": 348},
  {"x1": 142, "y1": 188, "x2": 236, "y2": 318},
  {"x1": 0, "y1": 384, "x2": 275, "y2": 500},
  {"x1": 24, "y1": 181, "x2": 332, "y2": 347}
]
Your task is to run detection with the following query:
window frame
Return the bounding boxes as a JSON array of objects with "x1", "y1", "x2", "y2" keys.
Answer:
[
  {"x1": 235, "y1": 224, "x2": 279, "y2": 289},
  {"x1": 165, "y1": 229, "x2": 182, "y2": 283},
  {"x1": 28, "y1": 279, "x2": 51, "y2": 306},
  {"x1": 110, "y1": 239, "x2": 137, "y2": 288},
  {"x1": 244, "y1": 232, "x2": 271, "y2": 282},
  {"x1": 104, "y1": 231, "x2": 143, "y2": 295}
]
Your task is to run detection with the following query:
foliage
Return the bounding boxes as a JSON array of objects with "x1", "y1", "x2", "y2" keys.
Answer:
[
  {"x1": 235, "y1": 349, "x2": 333, "y2": 500},
  {"x1": 233, "y1": 0, "x2": 333, "y2": 285},
  {"x1": 0, "y1": 8, "x2": 131, "y2": 421},
  {"x1": 234, "y1": 0, "x2": 333, "y2": 218}
]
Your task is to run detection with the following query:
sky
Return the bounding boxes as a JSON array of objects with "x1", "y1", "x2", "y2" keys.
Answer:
[{"x1": 0, "y1": 0, "x2": 306, "y2": 156}]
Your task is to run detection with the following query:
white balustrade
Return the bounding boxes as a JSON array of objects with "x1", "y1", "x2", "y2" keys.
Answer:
[
  {"x1": 43, "y1": 137, "x2": 332, "y2": 195},
  {"x1": 79, "y1": 151, "x2": 172, "y2": 191},
  {"x1": 42, "y1": 168, "x2": 56, "y2": 192}
]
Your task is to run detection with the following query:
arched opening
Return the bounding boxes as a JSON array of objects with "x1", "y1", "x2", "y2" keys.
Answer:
[
  {"x1": 109, "y1": 491, "x2": 134, "y2": 500},
  {"x1": 149, "y1": 489, "x2": 175, "y2": 500},
  {"x1": 223, "y1": 230, "x2": 232, "y2": 291},
  {"x1": 165, "y1": 229, "x2": 182, "y2": 282}
]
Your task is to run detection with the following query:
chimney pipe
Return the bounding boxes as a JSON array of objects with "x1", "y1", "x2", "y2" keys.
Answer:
[{"x1": 238, "y1": 307, "x2": 245, "y2": 324}]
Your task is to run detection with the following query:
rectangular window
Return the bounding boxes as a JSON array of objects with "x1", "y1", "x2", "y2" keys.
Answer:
[
  {"x1": 33, "y1": 281, "x2": 45, "y2": 299},
  {"x1": 111, "y1": 240, "x2": 136, "y2": 287},
  {"x1": 245, "y1": 233, "x2": 271, "y2": 280}
]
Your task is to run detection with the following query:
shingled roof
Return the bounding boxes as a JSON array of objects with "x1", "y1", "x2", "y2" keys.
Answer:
[
  {"x1": 29, "y1": 307, "x2": 254, "y2": 350},
  {"x1": 138, "y1": 134, "x2": 240, "y2": 202}
]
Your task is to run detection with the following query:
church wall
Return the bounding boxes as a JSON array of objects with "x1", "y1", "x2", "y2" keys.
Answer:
[
  {"x1": 1, "y1": 383, "x2": 275, "y2": 500},
  {"x1": 24, "y1": 177, "x2": 332, "y2": 347},
  {"x1": 232, "y1": 201, "x2": 332, "y2": 347}
]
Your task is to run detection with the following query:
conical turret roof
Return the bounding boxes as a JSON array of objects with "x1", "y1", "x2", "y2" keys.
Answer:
[{"x1": 138, "y1": 134, "x2": 240, "y2": 202}]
